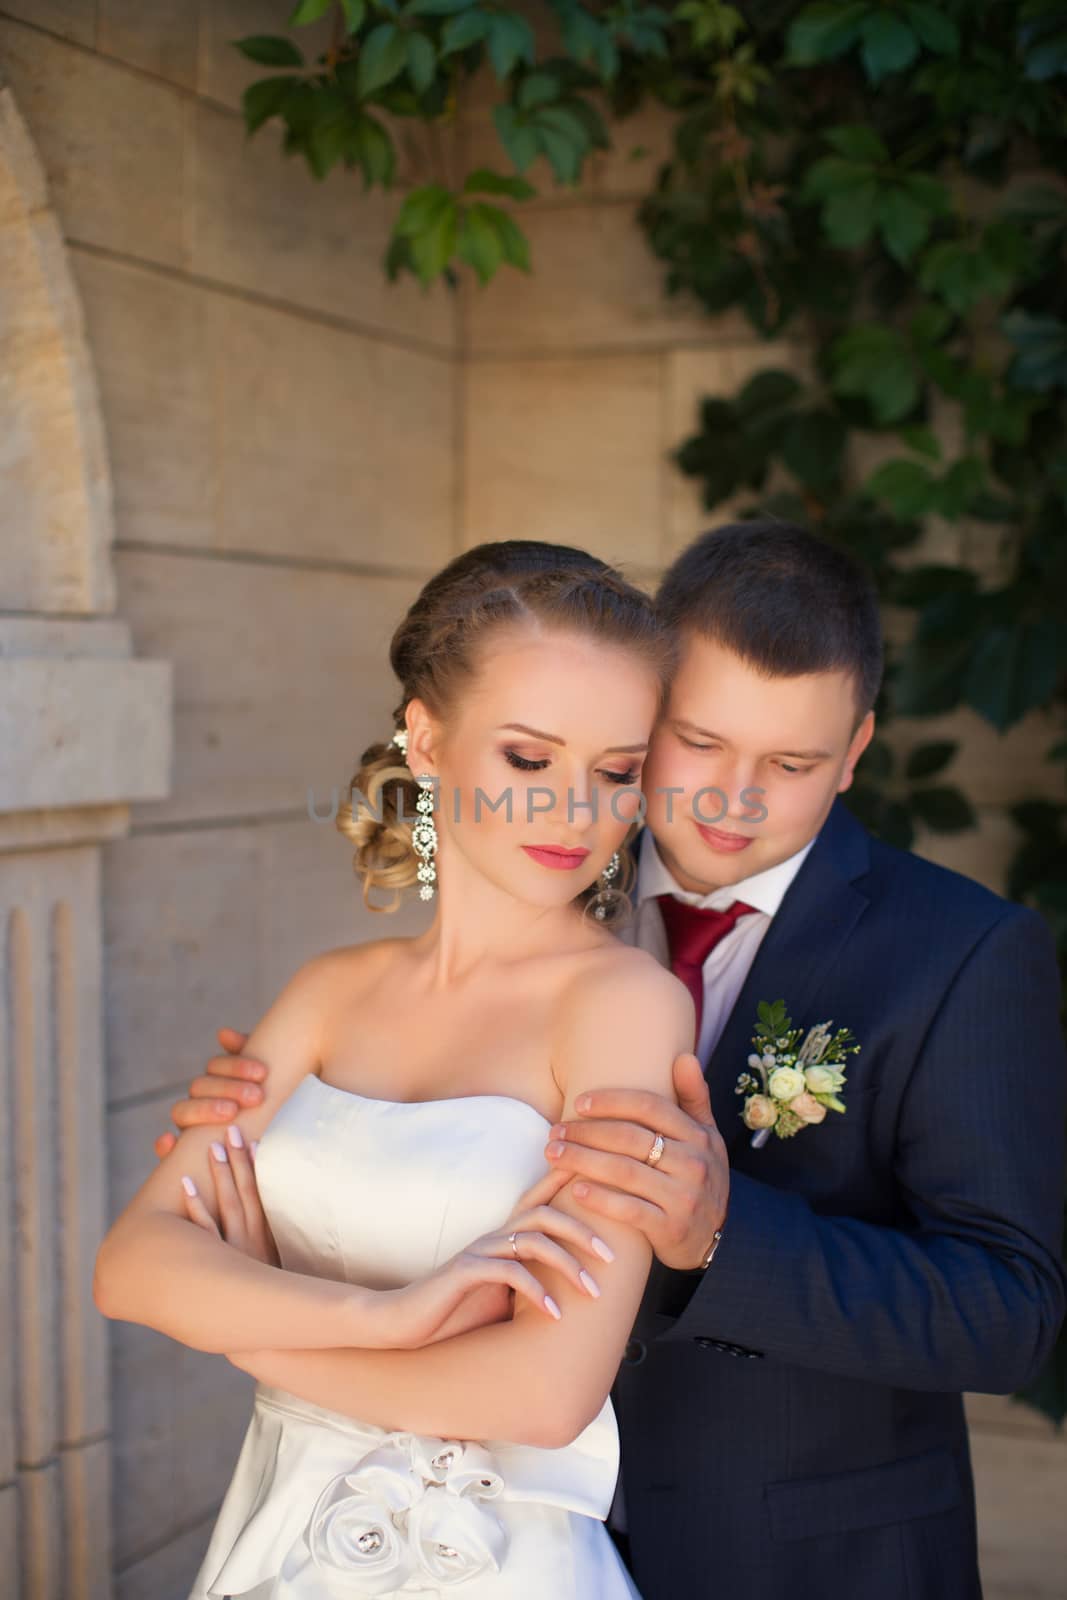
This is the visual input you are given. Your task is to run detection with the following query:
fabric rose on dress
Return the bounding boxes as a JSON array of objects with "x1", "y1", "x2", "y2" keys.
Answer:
[
  {"x1": 305, "y1": 1441, "x2": 421, "y2": 1595},
  {"x1": 408, "y1": 1483, "x2": 508, "y2": 1586}
]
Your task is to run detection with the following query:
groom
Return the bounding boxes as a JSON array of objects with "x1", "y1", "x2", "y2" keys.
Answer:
[{"x1": 156, "y1": 522, "x2": 1066, "y2": 1600}]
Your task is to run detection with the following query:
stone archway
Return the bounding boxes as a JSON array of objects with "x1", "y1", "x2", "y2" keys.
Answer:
[{"x1": 0, "y1": 76, "x2": 171, "y2": 1600}]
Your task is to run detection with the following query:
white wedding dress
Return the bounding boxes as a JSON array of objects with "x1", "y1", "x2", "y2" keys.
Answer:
[{"x1": 187, "y1": 1072, "x2": 642, "y2": 1599}]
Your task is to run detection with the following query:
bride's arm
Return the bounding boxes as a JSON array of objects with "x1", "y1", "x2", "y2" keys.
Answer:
[
  {"x1": 229, "y1": 953, "x2": 695, "y2": 1448},
  {"x1": 93, "y1": 953, "x2": 379, "y2": 1354}
]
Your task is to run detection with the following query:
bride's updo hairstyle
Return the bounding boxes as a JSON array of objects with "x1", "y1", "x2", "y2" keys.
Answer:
[{"x1": 338, "y1": 540, "x2": 676, "y2": 925}]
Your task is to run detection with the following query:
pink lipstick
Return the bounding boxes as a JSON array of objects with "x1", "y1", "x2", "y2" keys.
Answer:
[{"x1": 521, "y1": 845, "x2": 591, "y2": 871}]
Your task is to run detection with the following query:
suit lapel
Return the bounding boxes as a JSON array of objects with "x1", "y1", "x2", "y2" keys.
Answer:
[{"x1": 704, "y1": 801, "x2": 872, "y2": 1155}]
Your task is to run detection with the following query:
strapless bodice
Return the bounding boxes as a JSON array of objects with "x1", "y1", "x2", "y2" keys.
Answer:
[
  {"x1": 188, "y1": 1073, "x2": 635, "y2": 1599},
  {"x1": 255, "y1": 1075, "x2": 557, "y2": 1290}
]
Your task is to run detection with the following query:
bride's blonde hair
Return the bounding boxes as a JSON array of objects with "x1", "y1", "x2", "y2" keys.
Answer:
[{"x1": 337, "y1": 541, "x2": 676, "y2": 925}]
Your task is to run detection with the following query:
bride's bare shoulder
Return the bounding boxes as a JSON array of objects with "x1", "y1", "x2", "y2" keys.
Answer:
[
  {"x1": 557, "y1": 940, "x2": 694, "y2": 1035},
  {"x1": 306, "y1": 936, "x2": 412, "y2": 999}
]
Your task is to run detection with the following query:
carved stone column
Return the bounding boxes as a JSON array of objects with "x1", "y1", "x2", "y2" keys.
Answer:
[{"x1": 0, "y1": 78, "x2": 172, "y2": 1600}]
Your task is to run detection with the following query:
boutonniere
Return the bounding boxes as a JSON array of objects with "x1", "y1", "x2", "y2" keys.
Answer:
[{"x1": 735, "y1": 1000, "x2": 860, "y2": 1148}]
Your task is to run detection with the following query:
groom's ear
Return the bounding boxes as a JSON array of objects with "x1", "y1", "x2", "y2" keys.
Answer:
[{"x1": 837, "y1": 710, "x2": 876, "y2": 794}]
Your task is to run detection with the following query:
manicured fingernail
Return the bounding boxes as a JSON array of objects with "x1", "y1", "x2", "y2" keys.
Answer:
[
  {"x1": 591, "y1": 1236, "x2": 615, "y2": 1262},
  {"x1": 545, "y1": 1141, "x2": 565, "y2": 1159},
  {"x1": 226, "y1": 1124, "x2": 244, "y2": 1149},
  {"x1": 549, "y1": 1124, "x2": 566, "y2": 1140},
  {"x1": 579, "y1": 1270, "x2": 601, "y2": 1298},
  {"x1": 576, "y1": 1094, "x2": 592, "y2": 1112},
  {"x1": 181, "y1": 1175, "x2": 197, "y2": 1197},
  {"x1": 241, "y1": 1085, "x2": 260, "y2": 1103},
  {"x1": 250, "y1": 1140, "x2": 259, "y2": 1159},
  {"x1": 573, "y1": 1183, "x2": 589, "y2": 1199},
  {"x1": 544, "y1": 1296, "x2": 562, "y2": 1320},
  {"x1": 210, "y1": 1141, "x2": 228, "y2": 1163},
  {"x1": 215, "y1": 1101, "x2": 234, "y2": 1116}
]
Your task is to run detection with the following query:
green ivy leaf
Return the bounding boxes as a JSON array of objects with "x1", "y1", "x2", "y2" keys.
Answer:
[
  {"x1": 824, "y1": 181, "x2": 880, "y2": 248},
  {"x1": 493, "y1": 104, "x2": 540, "y2": 172},
  {"x1": 910, "y1": 785, "x2": 977, "y2": 832},
  {"x1": 867, "y1": 458, "x2": 939, "y2": 518},
  {"x1": 462, "y1": 167, "x2": 537, "y2": 199},
  {"x1": 289, "y1": 0, "x2": 332, "y2": 23},
  {"x1": 780, "y1": 410, "x2": 847, "y2": 494},
  {"x1": 823, "y1": 124, "x2": 889, "y2": 164},
  {"x1": 903, "y1": 2, "x2": 959, "y2": 56},
  {"x1": 905, "y1": 740, "x2": 957, "y2": 780},
  {"x1": 441, "y1": 8, "x2": 491, "y2": 53},
  {"x1": 859, "y1": 12, "x2": 920, "y2": 83},
  {"x1": 561, "y1": 6, "x2": 618, "y2": 78},
  {"x1": 406, "y1": 0, "x2": 479, "y2": 12},
  {"x1": 1003, "y1": 311, "x2": 1067, "y2": 391},
  {"x1": 457, "y1": 203, "x2": 504, "y2": 283},
  {"x1": 241, "y1": 76, "x2": 297, "y2": 134},
  {"x1": 517, "y1": 71, "x2": 560, "y2": 110},
  {"x1": 395, "y1": 183, "x2": 455, "y2": 236},
  {"x1": 234, "y1": 35, "x2": 305, "y2": 67},
  {"x1": 411, "y1": 201, "x2": 458, "y2": 282},
  {"x1": 406, "y1": 32, "x2": 436, "y2": 93},
  {"x1": 785, "y1": 1, "x2": 868, "y2": 65},
  {"x1": 877, "y1": 185, "x2": 931, "y2": 264},
  {"x1": 341, "y1": 0, "x2": 367, "y2": 30},
  {"x1": 345, "y1": 113, "x2": 395, "y2": 187},
  {"x1": 359, "y1": 23, "x2": 409, "y2": 94},
  {"x1": 831, "y1": 326, "x2": 920, "y2": 422},
  {"x1": 965, "y1": 620, "x2": 1063, "y2": 730},
  {"x1": 489, "y1": 207, "x2": 531, "y2": 270},
  {"x1": 486, "y1": 13, "x2": 537, "y2": 78},
  {"x1": 900, "y1": 424, "x2": 941, "y2": 460}
]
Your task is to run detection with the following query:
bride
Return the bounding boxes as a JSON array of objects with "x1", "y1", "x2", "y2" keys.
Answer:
[{"x1": 93, "y1": 540, "x2": 695, "y2": 1599}]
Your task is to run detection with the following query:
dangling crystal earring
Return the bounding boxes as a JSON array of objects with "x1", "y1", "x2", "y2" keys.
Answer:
[
  {"x1": 590, "y1": 850, "x2": 620, "y2": 921},
  {"x1": 412, "y1": 774, "x2": 438, "y2": 901}
]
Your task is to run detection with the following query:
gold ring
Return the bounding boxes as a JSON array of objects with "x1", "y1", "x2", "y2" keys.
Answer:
[
  {"x1": 509, "y1": 1231, "x2": 520, "y2": 1258},
  {"x1": 645, "y1": 1133, "x2": 665, "y2": 1167}
]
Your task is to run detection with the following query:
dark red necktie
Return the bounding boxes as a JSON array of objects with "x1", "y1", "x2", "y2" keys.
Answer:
[{"x1": 654, "y1": 894, "x2": 757, "y2": 1041}]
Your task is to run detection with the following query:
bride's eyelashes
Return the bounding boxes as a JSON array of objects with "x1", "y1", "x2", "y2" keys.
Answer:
[{"x1": 501, "y1": 749, "x2": 641, "y2": 786}]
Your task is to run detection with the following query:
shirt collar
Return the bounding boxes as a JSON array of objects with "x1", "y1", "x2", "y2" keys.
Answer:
[{"x1": 634, "y1": 823, "x2": 815, "y2": 919}]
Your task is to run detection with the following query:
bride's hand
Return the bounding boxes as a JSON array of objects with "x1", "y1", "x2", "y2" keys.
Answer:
[
  {"x1": 179, "y1": 1127, "x2": 280, "y2": 1268},
  {"x1": 381, "y1": 1170, "x2": 615, "y2": 1350}
]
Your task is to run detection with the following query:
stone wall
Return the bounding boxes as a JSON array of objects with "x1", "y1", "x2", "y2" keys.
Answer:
[{"x1": 0, "y1": 4, "x2": 1062, "y2": 1598}]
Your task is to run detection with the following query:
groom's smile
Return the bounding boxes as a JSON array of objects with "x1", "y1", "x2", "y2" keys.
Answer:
[{"x1": 642, "y1": 633, "x2": 875, "y2": 894}]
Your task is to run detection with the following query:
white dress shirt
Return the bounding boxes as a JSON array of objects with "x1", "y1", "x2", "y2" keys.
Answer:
[{"x1": 629, "y1": 825, "x2": 816, "y2": 1066}]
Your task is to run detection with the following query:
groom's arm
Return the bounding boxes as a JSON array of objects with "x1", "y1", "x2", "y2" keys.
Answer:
[{"x1": 560, "y1": 905, "x2": 1067, "y2": 1394}]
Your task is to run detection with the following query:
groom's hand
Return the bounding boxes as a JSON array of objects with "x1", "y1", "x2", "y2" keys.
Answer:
[
  {"x1": 152, "y1": 1027, "x2": 268, "y2": 1160},
  {"x1": 544, "y1": 1053, "x2": 729, "y2": 1271}
]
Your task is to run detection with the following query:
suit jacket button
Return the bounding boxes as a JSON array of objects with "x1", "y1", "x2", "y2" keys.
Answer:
[{"x1": 623, "y1": 1338, "x2": 647, "y2": 1365}]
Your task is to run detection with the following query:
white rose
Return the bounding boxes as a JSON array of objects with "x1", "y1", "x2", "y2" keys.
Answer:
[
  {"x1": 768, "y1": 1067, "x2": 805, "y2": 1100},
  {"x1": 306, "y1": 1462, "x2": 417, "y2": 1595},
  {"x1": 803, "y1": 1065, "x2": 837, "y2": 1094},
  {"x1": 789, "y1": 1092, "x2": 827, "y2": 1125},
  {"x1": 409, "y1": 1483, "x2": 508, "y2": 1586}
]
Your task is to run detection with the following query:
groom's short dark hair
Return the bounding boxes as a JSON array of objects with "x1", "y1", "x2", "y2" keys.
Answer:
[{"x1": 656, "y1": 520, "x2": 883, "y2": 716}]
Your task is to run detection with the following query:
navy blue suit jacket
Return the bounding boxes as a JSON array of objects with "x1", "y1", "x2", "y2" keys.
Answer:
[{"x1": 615, "y1": 799, "x2": 1066, "y2": 1600}]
